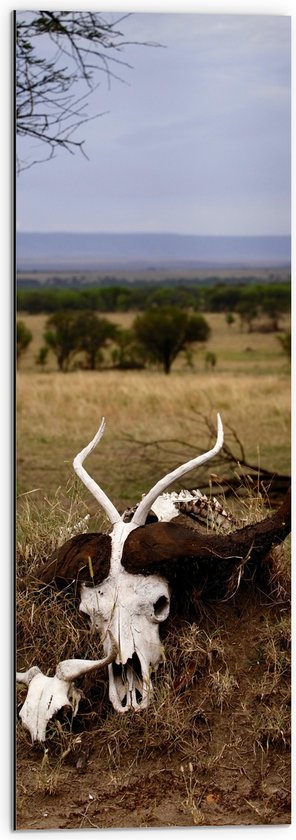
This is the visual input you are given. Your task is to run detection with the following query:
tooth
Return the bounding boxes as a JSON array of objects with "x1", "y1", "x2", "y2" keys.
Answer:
[{"x1": 131, "y1": 688, "x2": 139, "y2": 708}]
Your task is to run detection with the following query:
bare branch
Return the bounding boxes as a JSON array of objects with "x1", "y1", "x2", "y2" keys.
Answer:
[
  {"x1": 16, "y1": 11, "x2": 162, "y2": 170},
  {"x1": 122, "y1": 414, "x2": 290, "y2": 503}
]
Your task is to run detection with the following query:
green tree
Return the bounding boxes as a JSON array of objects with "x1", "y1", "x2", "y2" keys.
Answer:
[
  {"x1": 205, "y1": 284, "x2": 242, "y2": 313},
  {"x1": 236, "y1": 299, "x2": 258, "y2": 332},
  {"x1": 133, "y1": 307, "x2": 210, "y2": 374},
  {"x1": 75, "y1": 312, "x2": 117, "y2": 370},
  {"x1": 226, "y1": 312, "x2": 235, "y2": 328},
  {"x1": 16, "y1": 320, "x2": 32, "y2": 363},
  {"x1": 35, "y1": 346, "x2": 49, "y2": 369},
  {"x1": 111, "y1": 328, "x2": 145, "y2": 369},
  {"x1": 205, "y1": 351, "x2": 217, "y2": 370},
  {"x1": 260, "y1": 287, "x2": 291, "y2": 331},
  {"x1": 146, "y1": 286, "x2": 196, "y2": 310},
  {"x1": 44, "y1": 311, "x2": 80, "y2": 371},
  {"x1": 183, "y1": 313, "x2": 211, "y2": 343}
]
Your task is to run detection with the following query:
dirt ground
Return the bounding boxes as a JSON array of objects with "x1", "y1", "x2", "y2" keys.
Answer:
[{"x1": 15, "y1": 586, "x2": 291, "y2": 830}]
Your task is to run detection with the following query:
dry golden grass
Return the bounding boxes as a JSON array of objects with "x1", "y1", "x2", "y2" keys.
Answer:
[{"x1": 17, "y1": 364, "x2": 290, "y2": 503}]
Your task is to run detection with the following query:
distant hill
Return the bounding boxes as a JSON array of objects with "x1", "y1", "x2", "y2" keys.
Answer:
[{"x1": 16, "y1": 232, "x2": 291, "y2": 271}]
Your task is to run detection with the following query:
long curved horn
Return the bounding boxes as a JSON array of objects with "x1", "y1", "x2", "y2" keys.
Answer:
[
  {"x1": 73, "y1": 418, "x2": 121, "y2": 526},
  {"x1": 16, "y1": 643, "x2": 118, "y2": 686},
  {"x1": 56, "y1": 636, "x2": 118, "y2": 681},
  {"x1": 131, "y1": 413, "x2": 224, "y2": 527}
]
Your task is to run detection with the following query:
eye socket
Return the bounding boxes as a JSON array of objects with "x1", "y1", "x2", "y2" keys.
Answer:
[{"x1": 153, "y1": 595, "x2": 170, "y2": 620}]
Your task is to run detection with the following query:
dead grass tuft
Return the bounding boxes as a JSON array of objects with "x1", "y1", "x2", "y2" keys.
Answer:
[
  {"x1": 16, "y1": 484, "x2": 107, "y2": 675},
  {"x1": 17, "y1": 480, "x2": 94, "y2": 570},
  {"x1": 180, "y1": 762, "x2": 205, "y2": 825},
  {"x1": 253, "y1": 701, "x2": 291, "y2": 751}
]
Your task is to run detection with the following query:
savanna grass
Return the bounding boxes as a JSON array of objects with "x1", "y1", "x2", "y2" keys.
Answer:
[{"x1": 17, "y1": 367, "x2": 290, "y2": 506}]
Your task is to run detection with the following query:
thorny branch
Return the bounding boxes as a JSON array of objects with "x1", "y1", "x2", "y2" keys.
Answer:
[{"x1": 16, "y1": 10, "x2": 162, "y2": 171}]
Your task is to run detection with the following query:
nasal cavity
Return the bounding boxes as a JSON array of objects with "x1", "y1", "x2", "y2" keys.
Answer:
[
  {"x1": 153, "y1": 595, "x2": 169, "y2": 619},
  {"x1": 113, "y1": 653, "x2": 142, "y2": 680}
]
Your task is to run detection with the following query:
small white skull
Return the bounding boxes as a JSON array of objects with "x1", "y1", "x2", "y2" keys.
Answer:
[{"x1": 16, "y1": 643, "x2": 118, "y2": 742}]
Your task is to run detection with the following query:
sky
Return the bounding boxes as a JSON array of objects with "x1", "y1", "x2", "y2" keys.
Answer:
[{"x1": 16, "y1": 9, "x2": 291, "y2": 237}]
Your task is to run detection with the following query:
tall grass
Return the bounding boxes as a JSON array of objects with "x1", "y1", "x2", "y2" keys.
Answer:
[{"x1": 17, "y1": 367, "x2": 290, "y2": 503}]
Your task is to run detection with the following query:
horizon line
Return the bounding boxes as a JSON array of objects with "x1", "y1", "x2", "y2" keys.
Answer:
[{"x1": 17, "y1": 231, "x2": 291, "y2": 238}]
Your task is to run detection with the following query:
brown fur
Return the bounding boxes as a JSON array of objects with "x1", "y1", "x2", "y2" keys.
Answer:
[{"x1": 34, "y1": 532, "x2": 112, "y2": 589}]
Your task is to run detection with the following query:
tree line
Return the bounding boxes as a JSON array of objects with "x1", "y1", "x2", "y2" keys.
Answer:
[
  {"x1": 17, "y1": 308, "x2": 211, "y2": 375},
  {"x1": 17, "y1": 280, "x2": 290, "y2": 327}
]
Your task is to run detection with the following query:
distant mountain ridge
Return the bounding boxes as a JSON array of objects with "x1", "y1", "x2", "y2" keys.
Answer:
[{"x1": 16, "y1": 232, "x2": 291, "y2": 271}]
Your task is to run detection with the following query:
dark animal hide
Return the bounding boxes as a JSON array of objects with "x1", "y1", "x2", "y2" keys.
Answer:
[
  {"x1": 33, "y1": 490, "x2": 290, "y2": 612},
  {"x1": 34, "y1": 533, "x2": 112, "y2": 590}
]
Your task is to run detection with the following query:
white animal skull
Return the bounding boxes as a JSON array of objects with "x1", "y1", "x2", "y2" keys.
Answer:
[
  {"x1": 17, "y1": 413, "x2": 291, "y2": 742},
  {"x1": 17, "y1": 414, "x2": 224, "y2": 733},
  {"x1": 16, "y1": 641, "x2": 118, "y2": 742},
  {"x1": 79, "y1": 568, "x2": 170, "y2": 712},
  {"x1": 68, "y1": 418, "x2": 223, "y2": 712}
]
